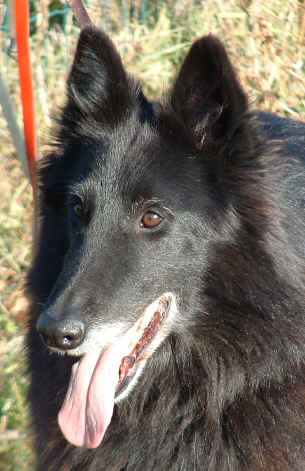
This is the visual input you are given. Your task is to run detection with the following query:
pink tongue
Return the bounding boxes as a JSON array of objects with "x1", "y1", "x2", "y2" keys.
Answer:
[
  {"x1": 58, "y1": 343, "x2": 124, "y2": 448},
  {"x1": 57, "y1": 296, "x2": 166, "y2": 448}
]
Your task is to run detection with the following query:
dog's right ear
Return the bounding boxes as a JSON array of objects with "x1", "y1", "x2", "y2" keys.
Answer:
[{"x1": 66, "y1": 25, "x2": 135, "y2": 126}]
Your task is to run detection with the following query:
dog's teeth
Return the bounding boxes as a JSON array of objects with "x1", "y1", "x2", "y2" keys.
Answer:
[{"x1": 119, "y1": 356, "x2": 136, "y2": 383}]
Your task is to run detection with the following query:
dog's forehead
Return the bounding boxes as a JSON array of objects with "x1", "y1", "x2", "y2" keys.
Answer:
[
  {"x1": 80, "y1": 116, "x2": 196, "y2": 197},
  {"x1": 66, "y1": 105, "x2": 205, "y2": 209}
]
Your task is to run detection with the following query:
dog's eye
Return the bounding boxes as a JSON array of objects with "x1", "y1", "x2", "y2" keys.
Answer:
[
  {"x1": 73, "y1": 203, "x2": 83, "y2": 217},
  {"x1": 140, "y1": 211, "x2": 162, "y2": 229},
  {"x1": 70, "y1": 199, "x2": 84, "y2": 219}
]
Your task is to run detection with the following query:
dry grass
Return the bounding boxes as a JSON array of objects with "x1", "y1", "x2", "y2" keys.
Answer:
[{"x1": 0, "y1": 0, "x2": 304, "y2": 469}]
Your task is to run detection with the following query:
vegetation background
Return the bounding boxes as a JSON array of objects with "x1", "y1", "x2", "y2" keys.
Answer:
[{"x1": 0, "y1": 0, "x2": 304, "y2": 469}]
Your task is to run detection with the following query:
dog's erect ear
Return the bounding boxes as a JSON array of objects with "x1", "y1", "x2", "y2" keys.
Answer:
[
  {"x1": 170, "y1": 35, "x2": 248, "y2": 150},
  {"x1": 66, "y1": 25, "x2": 136, "y2": 126}
]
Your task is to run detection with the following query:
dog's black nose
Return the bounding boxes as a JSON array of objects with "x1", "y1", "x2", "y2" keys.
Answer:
[{"x1": 36, "y1": 314, "x2": 85, "y2": 350}]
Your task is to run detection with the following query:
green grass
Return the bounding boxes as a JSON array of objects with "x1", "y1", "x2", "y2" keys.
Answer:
[
  {"x1": 0, "y1": 0, "x2": 305, "y2": 469},
  {"x1": 0, "y1": 160, "x2": 34, "y2": 469}
]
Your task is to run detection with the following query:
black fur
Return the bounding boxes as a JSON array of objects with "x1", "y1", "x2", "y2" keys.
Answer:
[{"x1": 26, "y1": 25, "x2": 305, "y2": 470}]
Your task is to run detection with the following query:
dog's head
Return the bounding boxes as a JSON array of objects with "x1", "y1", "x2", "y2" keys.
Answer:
[{"x1": 33, "y1": 26, "x2": 260, "y2": 448}]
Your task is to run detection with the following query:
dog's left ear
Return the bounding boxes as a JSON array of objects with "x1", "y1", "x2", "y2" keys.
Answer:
[
  {"x1": 170, "y1": 35, "x2": 248, "y2": 150},
  {"x1": 66, "y1": 25, "x2": 136, "y2": 126}
]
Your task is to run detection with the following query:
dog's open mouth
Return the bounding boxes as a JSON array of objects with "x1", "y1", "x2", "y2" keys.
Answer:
[{"x1": 58, "y1": 293, "x2": 174, "y2": 449}]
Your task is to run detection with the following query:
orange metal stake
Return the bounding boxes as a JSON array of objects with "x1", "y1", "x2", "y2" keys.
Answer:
[{"x1": 14, "y1": 0, "x2": 37, "y2": 193}]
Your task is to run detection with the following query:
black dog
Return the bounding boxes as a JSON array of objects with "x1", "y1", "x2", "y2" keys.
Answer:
[{"x1": 26, "y1": 25, "x2": 305, "y2": 470}]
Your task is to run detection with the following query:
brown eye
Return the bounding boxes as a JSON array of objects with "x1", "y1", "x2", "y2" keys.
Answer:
[{"x1": 140, "y1": 211, "x2": 162, "y2": 228}]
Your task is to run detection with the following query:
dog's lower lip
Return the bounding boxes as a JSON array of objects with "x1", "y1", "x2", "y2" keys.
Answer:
[{"x1": 115, "y1": 297, "x2": 171, "y2": 397}]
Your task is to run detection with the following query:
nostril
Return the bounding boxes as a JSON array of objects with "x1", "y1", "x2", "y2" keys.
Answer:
[
  {"x1": 59, "y1": 325, "x2": 85, "y2": 348},
  {"x1": 37, "y1": 315, "x2": 85, "y2": 351}
]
